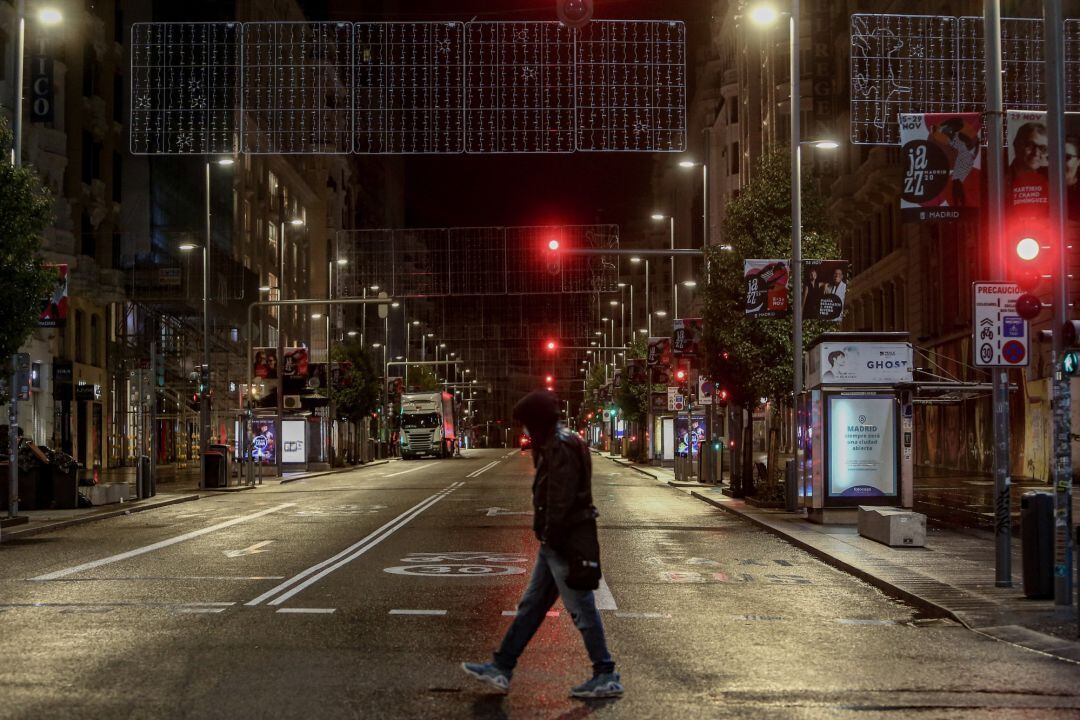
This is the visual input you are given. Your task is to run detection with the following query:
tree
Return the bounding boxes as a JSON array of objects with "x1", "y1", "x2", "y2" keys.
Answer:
[
  {"x1": 0, "y1": 117, "x2": 55, "y2": 363},
  {"x1": 329, "y1": 339, "x2": 382, "y2": 423},
  {"x1": 701, "y1": 147, "x2": 840, "y2": 407},
  {"x1": 408, "y1": 366, "x2": 440, "y2": 392},
  {"x1": 613, "y1": 335, "x2": 649, "y2": 423}
]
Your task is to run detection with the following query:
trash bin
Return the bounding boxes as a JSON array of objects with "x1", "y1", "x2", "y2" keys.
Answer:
[
  {"x1": 136, "y1": 455, "x2": 152, "y2": 498},
  {"x1": 1021, "y1": 490, "x2": 1054, "y2": 599},
  {"x1": 202, "y1": 450, "x2": 226, "y2": 489},
  {"x1": 785, "y1": 460, "x2": 799, "y2": 512},
  {"x1": 209, "y1": 444, "x2": 231, "y2": 486}
]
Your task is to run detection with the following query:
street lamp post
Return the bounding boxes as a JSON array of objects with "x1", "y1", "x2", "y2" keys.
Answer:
[
  {"x1": 630, "y1": 257, "x2": 651, "y2": 337},
  {"x1": 652, "y1": 214, "x2": 678, "y2": 320}
]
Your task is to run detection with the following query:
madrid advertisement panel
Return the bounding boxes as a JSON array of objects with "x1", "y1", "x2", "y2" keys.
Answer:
[{"x1": 825, "y1": 393, "x2": 899, "y2": 501}]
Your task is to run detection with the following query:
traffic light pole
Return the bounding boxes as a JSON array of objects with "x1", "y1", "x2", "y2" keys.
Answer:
[
  {"x1": 984, "y1": 0, "x2": 1012, "y2": 588},
  {"x1": 1045, "y1": 0, "x2": 1073, "y2": 606}
]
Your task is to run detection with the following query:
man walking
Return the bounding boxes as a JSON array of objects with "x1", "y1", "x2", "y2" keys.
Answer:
[{"x1": 462, "y1": 390, "x2": 622, "y2": 699}]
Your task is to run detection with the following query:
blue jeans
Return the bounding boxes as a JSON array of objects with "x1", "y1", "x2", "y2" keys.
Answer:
[{"x1": 493, "y1": 545, "x2": 615, "y2": 677}]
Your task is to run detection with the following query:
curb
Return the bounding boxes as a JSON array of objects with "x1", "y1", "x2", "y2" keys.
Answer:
[
  {"x1": 0, "y1": 494, "x2": 201, "y2": 541},
  {"x1": 685, "y1": 489, "x2": 1080, "y2": 666},
  {"x1": 687, "y1": 490, "x2": 957, "y2": 621},
  {"x1": 279, "y1": 459, "x2": 392, "y2": 484}
]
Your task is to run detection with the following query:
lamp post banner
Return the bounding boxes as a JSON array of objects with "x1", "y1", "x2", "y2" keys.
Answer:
[
  {"x1": 672, "y1": 318, "x2": 702, "y2": 356},
  {"x1": 743, "y1": 259, "x2": 789, "y2": 317},
  {"x1": 1005, "y1": 111, "x2": 1080, "y2": 221},
  {"x1": 899, "y1": 112, "x2": 982, "y2": 222},
  {"x1": 801, "y1": 260, "x2": 849, "y2": 322}
]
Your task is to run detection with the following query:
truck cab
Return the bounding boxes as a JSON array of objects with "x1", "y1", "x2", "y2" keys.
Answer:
[{"x1": 399, "y1": 392, "x2": 456, "y2": 459}]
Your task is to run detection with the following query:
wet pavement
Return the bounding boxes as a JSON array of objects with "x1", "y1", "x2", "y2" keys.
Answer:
[{"x1": 0, "y1": 450, "x2": 1078, "y2": 718}]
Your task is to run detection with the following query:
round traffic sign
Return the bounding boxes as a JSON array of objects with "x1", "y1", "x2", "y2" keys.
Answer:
[{"x1": 1002, "y1": 340, "x2": 1026, "y2": 364}]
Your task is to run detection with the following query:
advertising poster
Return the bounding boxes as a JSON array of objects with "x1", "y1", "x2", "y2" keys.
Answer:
[
  {"x1": 674, "y1": 415, "x2": 706, "y2": 458},
  {"x1": 744, "y1": 259, "x2": 789, "y2": 317},
  {"x1": 1006, "y1": 111, "x2": 1080, "y2": 222},
  {"x1": 650, "y1": 392, "x2": 668, "y2": 412},
  {"x1": 249, "y1": 419, "x2": 276, "y2": 464},
  {"x1": 827, "y1": 394, "x2": 897, "y2": 497},
  {"x1": 626, "y1": 358, "x2": 647, "y2": 384},
  {"x1": 802, "y1": 260, "x2": 849, "y2": 322},
  {"x1": 806, "y1": 342, "x2": 913, "y2": 387},
  {"x1": 898, "y1": 112, "x2": 982, "y2": 222},
  {"x1": 646, "y1": 336, "x2": 671, "y2": 367},
  {"x1": 253, "y1": 348, "x2": 278, "y2": 379},
  {"x1": 672, "y1": 318, "x2": 703, "y2": 356},
  {"x1": 282, "y1": 346, "x2": 310, "y2": 378},
  {"x1": 282, "y1": 420, "x2": 306, "y2": 464},
  {"x1": 38, "y1": 263, "x2": 69, "y2": 328}
]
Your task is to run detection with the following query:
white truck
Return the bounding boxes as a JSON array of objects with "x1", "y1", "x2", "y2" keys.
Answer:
[{"x1": 399, "y1": 391, "x2": 456, "y2": 459}]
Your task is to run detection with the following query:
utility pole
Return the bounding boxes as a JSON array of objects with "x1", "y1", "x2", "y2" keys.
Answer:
[
  {"x1": 985, "y1": 0, "x2": 1012, "y2": 588},
  {"x1": 1045, "y1": 0, "x2": 1073, "y2": 606}
]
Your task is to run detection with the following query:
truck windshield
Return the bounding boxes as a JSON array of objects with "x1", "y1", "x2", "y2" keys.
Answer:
[{"x1": 402, "y1": 412, "x2": 440, "y2": 429}]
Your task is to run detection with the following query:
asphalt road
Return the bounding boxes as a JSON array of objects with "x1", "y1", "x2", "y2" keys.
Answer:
[{"x1": 1, "y1": 449, "x2": 1078, "y2": 719}]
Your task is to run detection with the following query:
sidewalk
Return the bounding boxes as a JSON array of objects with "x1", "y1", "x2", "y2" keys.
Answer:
[
  {"x1": 0, "y1": 460, "x2": 392, "y2": 542},
  {"x1": 604, "y1": 454, "x2": 1080, "y2": 665}
]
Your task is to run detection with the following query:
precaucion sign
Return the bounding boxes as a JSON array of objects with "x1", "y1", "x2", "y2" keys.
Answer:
[{"x1": 973, "y1": 282, "x2": 1029, "y2": 367}]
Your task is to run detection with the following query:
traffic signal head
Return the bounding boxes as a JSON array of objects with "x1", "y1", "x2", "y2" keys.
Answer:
[
  {"x1": 556, "y1": 0, "x2": 593, "y2": 28},
  {"x1": 545, "y1": 375, "x2": 553, "y2": 384},
  {"x1": 547, "y1": 239, "x2": 560, "y2": 251},
  {"x1": 1015, "y1": 236, "x2": 1040, "y2": 261},
  {"x1": 1065, "y1": 351, "x2": 1080, "y2": 376},
  {"x1": 1064, "y1": 320, "x2": 1080, "y2": 348},
  {"x1": 675, "y1": 369, "x2": 686, "y2": 381},
  {"x1": 545, "y1": 340, "x2": 557, "y2": 352},
  {"x1": 717, "y1": 389, "x2": 730, "y2": 407},
  {"x1": 1015, "y1": 293, "x2": 1043, "y2": 321}
]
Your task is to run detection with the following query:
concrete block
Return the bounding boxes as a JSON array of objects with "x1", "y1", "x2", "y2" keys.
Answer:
[
  {"x1": 858, "y1": 506, "x2": 926, "y2": 547},
  {"x1": 87, "y1": 483, "x2": 130, "y2": 506}
]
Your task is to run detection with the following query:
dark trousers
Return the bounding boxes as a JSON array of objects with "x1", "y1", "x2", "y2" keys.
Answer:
[{"x1": 493, "y1": 545, "x2": 615, "y2": 677}]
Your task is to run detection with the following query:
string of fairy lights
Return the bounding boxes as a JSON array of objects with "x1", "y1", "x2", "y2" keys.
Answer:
[
  {"x1": 130, "y1": 20, "x2": 686, "y2": 155},
  {"x1": 851, "y1": 14, "x2": 1080, "y2": 145}
]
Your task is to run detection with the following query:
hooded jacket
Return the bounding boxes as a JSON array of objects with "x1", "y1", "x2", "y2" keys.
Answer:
[{"x1": 512, "y1": 391, "x2": 596, "y2": 551}]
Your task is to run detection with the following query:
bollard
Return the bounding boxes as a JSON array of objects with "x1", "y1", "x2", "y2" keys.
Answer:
[{"x1": 785, "y1": 460, "x2": 799, "y2": 512}]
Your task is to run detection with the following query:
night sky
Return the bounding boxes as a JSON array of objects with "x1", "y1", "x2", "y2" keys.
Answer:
[{"x1": 320, "y1": 0, "x2": 712, "y2": 231}]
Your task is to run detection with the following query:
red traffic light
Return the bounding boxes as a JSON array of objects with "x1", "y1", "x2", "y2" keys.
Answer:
[
  {"x1": 556, "y1": 0, "x2": 593, "y2": 28},
  {"x1": 675, "y1": 369, "x2": 687, "y2": 381},
  {"x1": 1015, "y1": 293, "x2": 1043, "y2": 320},
  {"x1": 547, "y1": 239, "x2": 560, "y2": 251},
  {"x1": 545, "y1": 340, "x2": 557, "y2": 352},
  {"x1": 1015, "y1": 236, "x2": 1040, "y2": 261},
  {"x1": 717, "y1": 389, "x2": 730, "y2": 407},
  {"x1": 545, "y1": 375, "x2": 554, "y2": 384}
]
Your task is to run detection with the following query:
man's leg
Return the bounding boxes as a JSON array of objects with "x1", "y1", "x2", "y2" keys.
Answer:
[
  {"x1": 543, "y1": 546, "x2": 615, "y2": 676},
  {"x1": 492, "y1": 549, "x2": 560, "y2": 673}
]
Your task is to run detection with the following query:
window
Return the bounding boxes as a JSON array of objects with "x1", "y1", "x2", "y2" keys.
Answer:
[
  {"x1": 729, "y1": 142, "x2": 739, "y2": 175},
  {"x1": 81, "y1": 132, "x2": 101, "y2": 184},
  {"x1": 90, "y1": 314, "x2": 100, "y2": 366},
  {"x1": 80, "y1": 210, "x2": 95, "y2": 257},
  {"x1": 82, "y1": 45, "x2": 96, "y2": 97},
  {"x1": 113, "y1": 73, "x2": 122, "y2": 122},
  {"x1": 75, "y1": 310, "x2": 85, "y2": 363},
  {"x1": 728, "y1": 97, "x2": 738, "y2": 124},
  {"x1": 112, "y1": 151, "x2": 122, "y2": 201},
  {"x1": 268, "y1": 172, "x2": 278, "y2": 199}
]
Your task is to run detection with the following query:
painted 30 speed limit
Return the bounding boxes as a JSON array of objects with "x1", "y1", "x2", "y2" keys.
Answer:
[{"x1": 973, "y1": 282, "x2": 1029, "y2": 367}]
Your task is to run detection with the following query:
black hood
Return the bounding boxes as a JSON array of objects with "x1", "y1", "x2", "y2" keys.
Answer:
[{"x1": 513, "y1": 390, "x2": 560, "y2": 447}]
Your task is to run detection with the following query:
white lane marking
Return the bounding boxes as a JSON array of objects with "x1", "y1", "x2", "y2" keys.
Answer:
[
  {"x1": 32, "y1": 504, "x2": 295, "y2": 581},
  {"x1": 834, "y1": 618, "x2": 900, "y2": 626},
  {"x1": 389, "y1": 609, "x2": 447, "y2": 616},
  {"x1": 467, "y1": 461, "x2": 500, "y2": 478},
  {"x1": 178, "y1": 607, "x2": 227, "y2": 614},
  {"x1": 385, "y1": 463, "x2": 436, "y2": 477},
  {"x1": 247, "y1": 483, "x2": 464, "y2": 607},
  {"x1": 29, "y1": 576, "x2": 286, "y2": 582},
  {"x1": 483, "y1": 506, "x2": 532, "y2": 517},
  {"x1": 614, "y1": 612, "x2": 671, "y2": 619},
  {"x1": 223, "y1": 540, "x2": 275, "y2": 558},
  {"x1": 276, "y1": 608, "x2": 337, "y2": 614},
  {"x1": 595, "y1": 577, "x2": 617, "y2": 611}
]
